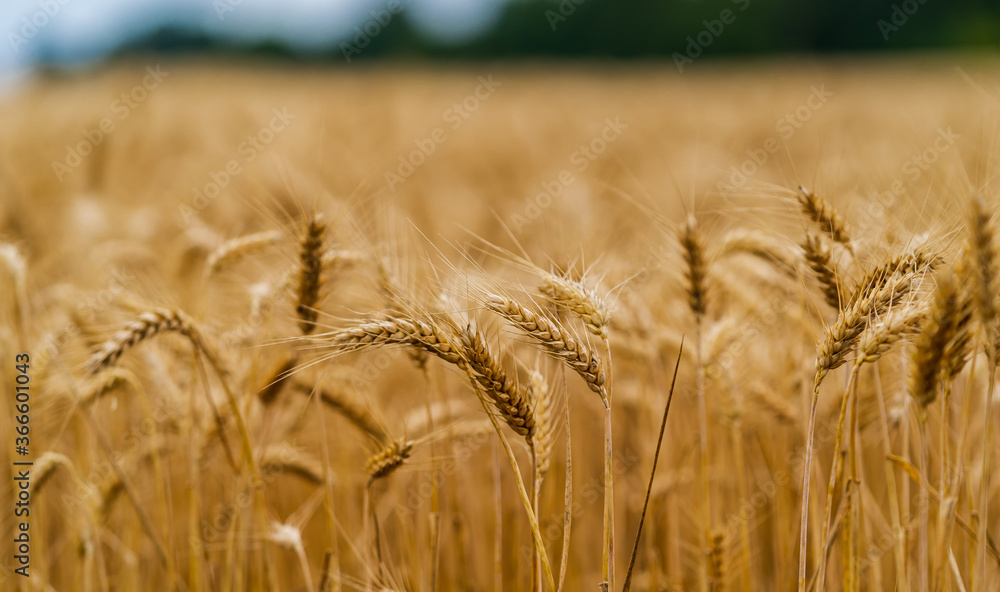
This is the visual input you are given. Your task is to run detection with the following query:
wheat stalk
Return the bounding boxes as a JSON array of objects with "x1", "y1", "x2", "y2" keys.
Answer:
[{"x1": 814, "y1": 305, "x2": 920, "y2": 591}]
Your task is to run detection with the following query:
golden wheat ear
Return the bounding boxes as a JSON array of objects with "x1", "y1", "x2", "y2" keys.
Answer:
[
  {"x1": 796, "y1": 185, "x2": 851, "y2": 247},
  {"x1": 483, "y1": 293, "x2": 608, "y2": 407},
  {"x1": 459, "y1": 326, "x2": 535, "y2": 442},
  {"x1": 366, "y1": 438, "x2": 414, "y2": 484},
  {"x1": 679, "y1": 215, "x2": 708, "y2": 318},
  {"x1": 204, "y1": 229, "x2": 284, "y2": 277},
  {"x1": 85, "y1": 308, "x2": 195, "y2": 375},
  {"x1": 801, "y1": 230, "x2": 842, "y2": 309},
  {"x1": 296, "y1": 213, "x2": 327, "y2": 335}
]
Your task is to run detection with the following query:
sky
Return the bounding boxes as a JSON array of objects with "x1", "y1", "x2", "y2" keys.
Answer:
[{"x1": 1, "y1": 0, "x2": 509, "y2": 84}]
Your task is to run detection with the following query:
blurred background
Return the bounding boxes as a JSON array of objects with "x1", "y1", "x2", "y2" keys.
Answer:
[{"x1": 3, "y1": 0, "x2": 1000, "y2": 85}]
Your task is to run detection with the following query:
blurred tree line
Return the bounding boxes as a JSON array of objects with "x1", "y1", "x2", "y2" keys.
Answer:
[{"x1": 119, "y1": 0, "x2": 1000, "y2": 63}]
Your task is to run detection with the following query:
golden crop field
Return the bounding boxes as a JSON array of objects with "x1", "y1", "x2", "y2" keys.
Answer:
[{"x1": 1, "y1": 58, "x2": 1000, "y2": 591}]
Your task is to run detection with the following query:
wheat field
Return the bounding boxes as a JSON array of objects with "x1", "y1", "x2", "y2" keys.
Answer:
[{"x1": 1, "y1": 58, "x2": 1000, "y2": 591}]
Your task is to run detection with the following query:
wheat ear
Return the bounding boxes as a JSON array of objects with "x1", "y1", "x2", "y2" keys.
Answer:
[
  {"x1": 539, "y1": 273, "x2": 609, "y2": 339},
  {"x1": 204, "y1": 230, "x2": 284, "y2": 277},
  {"x1": 797, "y1": 186, "x2": 851, "y2": 247},
  {"x1": 296, "y1": 214, "x2": 326, "y2": 335},
  {"x1": 260, "y1": 445, "x2": 325, "y2": 485},
  {"x1": 680, "y1": 214, "x2": 714, "y2": 592},
  {"x1": 291, "y1": 379, "x2": 388, "y2": 442},
  {"x1": 79, "y1": 367, "x2": 142, "y2": 407},
  {"x1": 321, "y1": 316, "x2": 463, "y2": 364},
  {"x1": 484, "y1": 293, "x2": 608, "y2": 406},
  {"x1": 86, "y1": 308, "x2": 197, "y2": 375},
  {"x1": 459, "y1": 326, "x2": 536, "y2": 440},
  {"x1": 968, "y1": 194, "x2": 999, "y2": 588},
  {"x1": 802, "y1": 230, "x2": 842, "y2": 309},
  {"x1": 366, "y1": 439, "x2": 413, "y2": 484},
  {"x1": 0, "y1": 243, "x2": 28, "y2": 344},
  {"x1": 680, "y1": 215, "x2": 708, "y2": 317},
  {"x1": 715, "y1": 228, "x2": 798, "y2": 273},
  {"x1": 29, "y1": 451, "x2": 77, "y2": 496}
]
